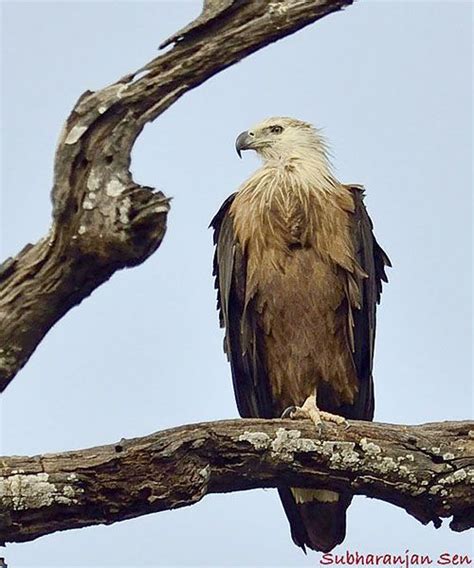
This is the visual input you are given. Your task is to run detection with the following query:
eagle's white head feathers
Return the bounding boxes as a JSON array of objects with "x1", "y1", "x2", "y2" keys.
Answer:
[{"x1": 236, "y1": 116, "x2": 331, "y2": 165}]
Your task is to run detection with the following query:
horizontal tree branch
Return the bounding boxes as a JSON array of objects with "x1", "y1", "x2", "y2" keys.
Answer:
[
  {"x1": 0, "y1": 0, "x2": 354, "y2": 391},
  {"x1": 0, "y1": 418, "x2": 472, "y2": 544}
]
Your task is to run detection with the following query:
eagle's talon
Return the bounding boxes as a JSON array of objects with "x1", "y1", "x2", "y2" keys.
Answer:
[{"x1": 281, "y1": 406, "x2": 298, "y2": 419}]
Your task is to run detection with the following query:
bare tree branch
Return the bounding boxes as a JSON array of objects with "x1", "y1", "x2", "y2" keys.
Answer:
[
  {"x1": 3, "y1": 1, "x2": 471, "y2": 558},
  {"x1": 0, "y1": 418, "x2": 472, "y2": 544},
  {"x1": 0, "y1": 0, "x2": 354, "y2": 391}
]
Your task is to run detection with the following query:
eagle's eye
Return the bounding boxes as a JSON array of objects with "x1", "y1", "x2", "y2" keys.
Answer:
[{"x1": 270, "y1": 125, "x2": 283, "y2": 134}]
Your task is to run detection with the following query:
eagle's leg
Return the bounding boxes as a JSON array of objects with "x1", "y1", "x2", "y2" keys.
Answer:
[{"x1": 281, "y1": 394, "x2": 347, "y2": 427}]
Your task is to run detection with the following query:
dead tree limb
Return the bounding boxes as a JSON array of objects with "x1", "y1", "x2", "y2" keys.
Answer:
[
  {"x1": 0, "y1": 0, "x2": 354, "y2": 391},
  {"x1": 0, "y1": 418, "x2": 472, "y2": 544}
]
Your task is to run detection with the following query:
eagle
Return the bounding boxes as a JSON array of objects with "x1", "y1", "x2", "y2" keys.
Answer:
[{"x1": 211, "y1": 117, "x2": 390, "y2": 553}]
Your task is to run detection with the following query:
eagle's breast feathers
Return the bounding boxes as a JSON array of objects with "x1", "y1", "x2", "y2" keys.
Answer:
[{"x1": 228, "y1": 161, "x2": 365, "y2": 412}]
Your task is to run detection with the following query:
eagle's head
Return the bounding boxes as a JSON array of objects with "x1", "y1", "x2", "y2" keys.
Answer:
[{"x1": 235, "y1": 117, "x2": 328, "y2": 162}]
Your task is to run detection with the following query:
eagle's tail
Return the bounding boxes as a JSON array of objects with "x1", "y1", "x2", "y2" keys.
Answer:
[{"x1": 278, "y1": 487, "x2": 352, "y2": 553}]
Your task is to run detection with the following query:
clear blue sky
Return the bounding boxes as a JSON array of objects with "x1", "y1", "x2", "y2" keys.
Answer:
[{"x1": 1, "y1": 1, "x2": 472, "y2": 566}]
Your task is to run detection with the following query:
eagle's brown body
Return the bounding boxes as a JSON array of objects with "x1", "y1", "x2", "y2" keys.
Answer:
[
  {"x1": 231, "y1": 171, "x2": 361, "y2": 414},
  {"x1": 212, "y1": 117, "x2": 389, "y2": 553}
]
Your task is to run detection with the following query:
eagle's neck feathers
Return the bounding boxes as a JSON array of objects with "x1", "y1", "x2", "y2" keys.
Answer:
[{"x1": 259, "y1": 139, "x2": 333, "y2": 177}]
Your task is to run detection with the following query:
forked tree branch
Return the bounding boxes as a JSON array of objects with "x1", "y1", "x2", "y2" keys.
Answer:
[
  {"x1": 0, "y1": 0, "x2": 354, "y2": 391},
  {"x1": 0, "y1": 419, "x2": 472, "y2": 544}
]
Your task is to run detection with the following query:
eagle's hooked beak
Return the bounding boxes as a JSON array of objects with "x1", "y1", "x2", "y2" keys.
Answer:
[{"x1": 235, "y1": 131, "x2": 252, "y2": 158}]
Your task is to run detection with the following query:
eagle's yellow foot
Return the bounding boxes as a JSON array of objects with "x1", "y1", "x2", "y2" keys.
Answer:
[
  {"x1": 281, "y1": 395, "x2": 348, "y2": 429},
  {"x1": 289, "y1": 394, "x2": 323, "y2": 427}
]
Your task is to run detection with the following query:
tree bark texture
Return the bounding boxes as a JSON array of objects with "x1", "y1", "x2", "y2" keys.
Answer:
[
  {"x1": 0, "y1": 0, "x2": 354, "y2": 391},
  {"x1": 0, "y1": 418, "x2": 472, "y2": 544}
]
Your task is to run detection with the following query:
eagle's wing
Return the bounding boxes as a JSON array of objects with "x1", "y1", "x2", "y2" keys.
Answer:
[
  {"x1": 341, "y1": 185, "x2": 391, "y2": 420},
  {"x1": 210, "y1": 194, "x2": 274, "y2": 419}
]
